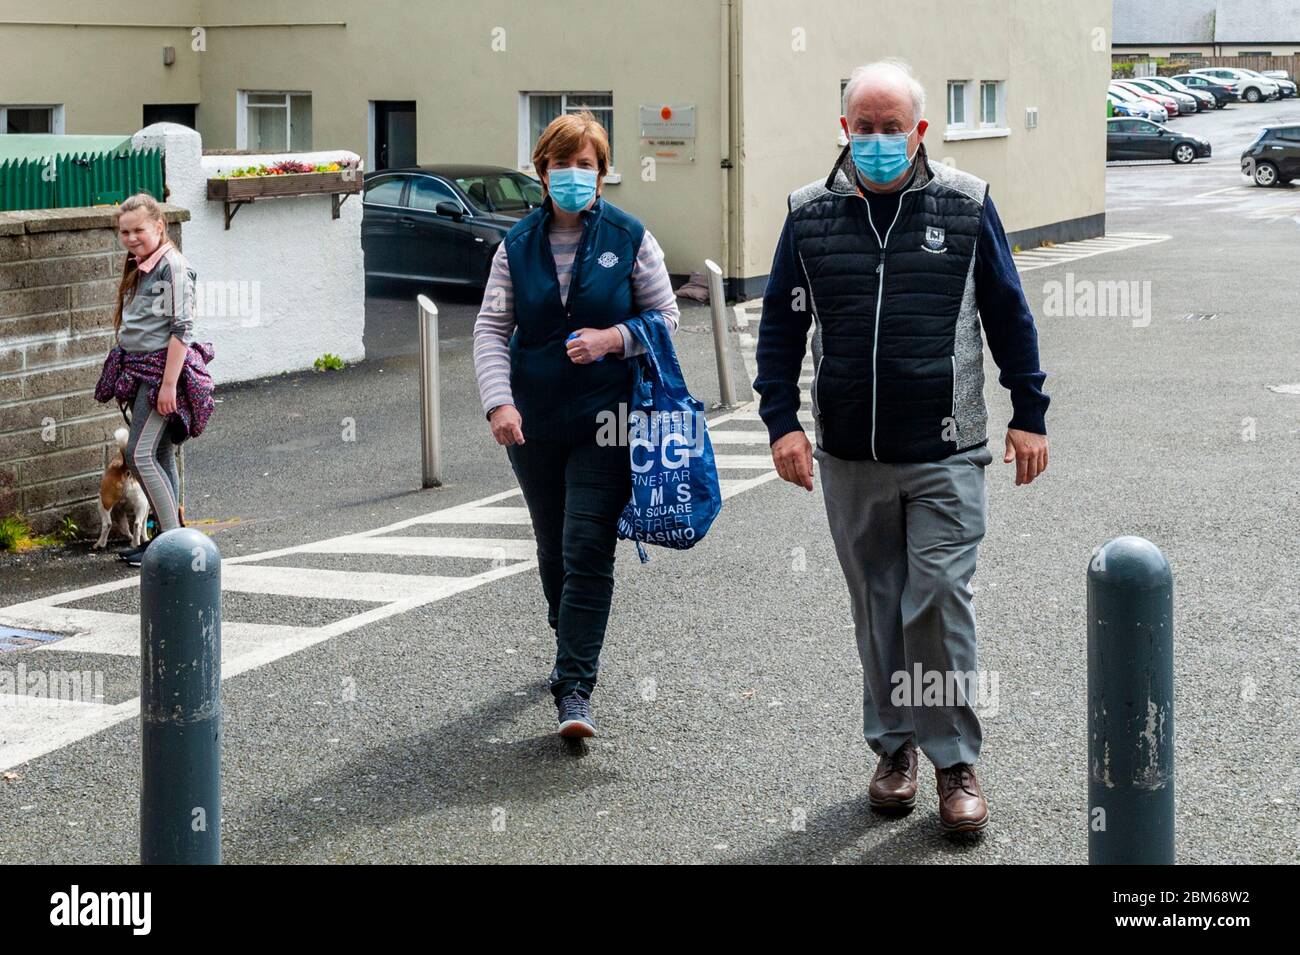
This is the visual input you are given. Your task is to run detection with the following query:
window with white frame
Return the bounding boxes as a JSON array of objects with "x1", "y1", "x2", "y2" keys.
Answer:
[
  {"x1": 2, "y1": 104, "x2": 63, "y2": 134},
  {"x1": 519, "y1": 92, "x2": 614, "y2": 170},
  {"x1": 947, "y1": 81, "x2": 970, "y2": 129},
  {"x1": 980, "y1": 80, "x2": 1005, "y2": 127},
  {"x1": 239, "y1": 91, "x2": 313, "y2": 151}
]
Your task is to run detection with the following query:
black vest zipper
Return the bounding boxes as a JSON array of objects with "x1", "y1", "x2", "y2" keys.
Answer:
[{"x1": 854, "y1": 175, "x2": 925, "y2": 460}]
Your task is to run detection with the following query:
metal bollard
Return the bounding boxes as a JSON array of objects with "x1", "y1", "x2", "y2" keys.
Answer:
[
  {"x1": 1087, "y1": 535, "x2": 1175, "y2": 865},
  {"x1": 704, "y1": 259, "x2": 740, "y2": 408},
  {"x1": 140, "y1": 526, "x2": 222, "y2": 865},
  {"x1": 417, "y1": 293, "x2": 442, "y2": 488}
]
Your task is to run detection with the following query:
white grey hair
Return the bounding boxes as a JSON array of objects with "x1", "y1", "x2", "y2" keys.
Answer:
[{"x1": 842, "y1": 59, "x2": 927, "y2": 123}]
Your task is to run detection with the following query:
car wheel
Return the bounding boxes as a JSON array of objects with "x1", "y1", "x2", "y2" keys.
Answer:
[
  {"x1": 1244, "y1": 87, "x2": 1261, "y2": 103},
  {"x1": 1173, "y1": 144, "x2": 1196, "y2": 164},
  {"x1": 1253, "y1": 161, "x2": 1279, "y2": 186}
]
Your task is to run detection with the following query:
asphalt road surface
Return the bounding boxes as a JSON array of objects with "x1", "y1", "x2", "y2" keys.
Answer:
[{"x1": 2, "y1": 100, "x2": 1298, "y2": 862}]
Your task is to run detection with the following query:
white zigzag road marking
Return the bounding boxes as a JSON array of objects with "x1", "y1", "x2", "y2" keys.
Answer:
[{"x1": 0, "y1": 406, "x2": 794, "y2": 771}]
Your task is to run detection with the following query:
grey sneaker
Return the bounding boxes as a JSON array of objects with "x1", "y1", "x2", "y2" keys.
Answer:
[{"x1": 556, "y1": 690, "x2": 596, "y2": 738}]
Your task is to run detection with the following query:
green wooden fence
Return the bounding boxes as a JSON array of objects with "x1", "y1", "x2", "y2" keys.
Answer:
[{"x1": 0, "y1": 147, "x2": 164, "y2": 212}]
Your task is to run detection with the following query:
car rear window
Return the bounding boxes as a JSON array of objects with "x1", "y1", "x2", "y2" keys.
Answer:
[{"x1": 364, "y1": 177, "x2": 404, "y2": 205}]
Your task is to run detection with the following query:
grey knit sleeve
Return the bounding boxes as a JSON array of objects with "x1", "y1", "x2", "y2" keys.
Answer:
[
  {"x1": 616, "y1": 229, "x2": 681, "y2": 358},
  {"x1": 473, "y1": 243, "x2": 516, "y2": 416}
]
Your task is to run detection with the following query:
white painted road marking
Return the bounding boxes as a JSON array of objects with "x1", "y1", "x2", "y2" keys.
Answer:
[
  {"x1": 1010, "y1": 232, "x2": 1171, "y2": 272},
  {"x1": 0, "y1": 403, "x2": 803, "y2": 771}
]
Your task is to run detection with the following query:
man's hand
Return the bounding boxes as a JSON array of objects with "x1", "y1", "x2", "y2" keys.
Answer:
[
  {"x1": 489, "y1": 404, "x2": 525, "y2": 446},
  {"x1": 565, "y1": 327, "x2": 622, "y2": 364},
  {"x1": 1004, "y1": 428, "x2": 1048, "y2": 486},
  {"x1": 772, "y1": 430, "x2": 814, "y2": 491}
]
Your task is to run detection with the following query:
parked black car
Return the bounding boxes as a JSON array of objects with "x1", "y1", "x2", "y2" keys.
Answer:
[
  {"x1": 1106, "y1": 117, "x2": 1211, "y2": 163},
  {"x1": 1171, "y1": 73, "x2": 1238, "y2": 107},
  {"x1": 1240, "y1": 124, "x2": 1300, "y2": 186},
  {"x1": 362, "y1": 165, "x2": 544, "y2": 286}
]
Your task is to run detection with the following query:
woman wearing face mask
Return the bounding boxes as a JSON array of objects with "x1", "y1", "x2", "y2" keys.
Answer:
[{"x1": 473, "y1": 111, "x2": 680, "y2": 738}]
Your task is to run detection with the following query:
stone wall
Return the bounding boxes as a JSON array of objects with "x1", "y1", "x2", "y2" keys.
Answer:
[{"x1": 0, "y1": 206, "x2": 188, "y2": 535}]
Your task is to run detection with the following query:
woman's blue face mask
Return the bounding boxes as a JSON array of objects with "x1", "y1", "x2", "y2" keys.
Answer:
[
  {"x1": 548, "y1": 165, "x2": 598, "y2": 212},
  {"x1": 848, "y1": 122, "x2": 920, "y2": 186}
]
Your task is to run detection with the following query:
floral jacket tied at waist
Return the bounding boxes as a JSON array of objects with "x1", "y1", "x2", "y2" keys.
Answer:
[{"x1": 94, "y1": 342, "x2": 216, "y2": 443}]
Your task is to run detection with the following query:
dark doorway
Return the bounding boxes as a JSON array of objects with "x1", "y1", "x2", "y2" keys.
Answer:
[
  {"x1": 374, "y1": 101, "x2": 416, "y2": 170},
  {"x1": 143, "y1": 104, "x2": 198, "y2": 128}
]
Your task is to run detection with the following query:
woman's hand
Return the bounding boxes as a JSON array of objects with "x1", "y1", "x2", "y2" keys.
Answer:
[
  {"x1": 565, "y1": 327, "x2": 623, "y2": 364},
  {"x1": 156, "y1": 381, "x2": 178, "y2": 416},
  {"x1": 489, "y1": 404, "x2": 525, "y2": 446}
]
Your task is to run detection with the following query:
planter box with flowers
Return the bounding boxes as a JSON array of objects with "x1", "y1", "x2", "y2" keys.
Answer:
[{"x1": 206, "y1": 158, "x2": 364, "y2": 229}]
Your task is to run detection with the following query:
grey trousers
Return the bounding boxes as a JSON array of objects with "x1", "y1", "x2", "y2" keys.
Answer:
[
  {"x1": 815, "y1": 442, "x2": 992, "y2": 769},
  {"x1": 125, "y1": 385, "x2": 181, "y2": 534}
]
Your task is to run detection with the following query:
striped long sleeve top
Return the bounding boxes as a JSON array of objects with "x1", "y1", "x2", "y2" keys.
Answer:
[{"x1": 473, "y1": 223, "x2": 680, "y2": 416}]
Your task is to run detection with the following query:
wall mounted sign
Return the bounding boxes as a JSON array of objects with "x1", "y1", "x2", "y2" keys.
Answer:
[{"x1": 639, "y1": 104, "x2": 696, "y2": 163}]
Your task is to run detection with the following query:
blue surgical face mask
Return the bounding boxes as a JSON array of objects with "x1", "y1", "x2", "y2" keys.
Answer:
[
  {"x1": 547, "y1": 165, "x2": 598, "y2": 212},
  {"x1": 848, "y1": 122, "x2": 919, "y2": 186}
]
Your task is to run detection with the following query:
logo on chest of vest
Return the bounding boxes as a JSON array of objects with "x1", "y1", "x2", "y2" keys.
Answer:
[
  {"x1": 597, "y1": 251, "x2": 619, "y2": 268},
  {"x1": 922, "y1": 226, "x2": 947, "y2": 253}
]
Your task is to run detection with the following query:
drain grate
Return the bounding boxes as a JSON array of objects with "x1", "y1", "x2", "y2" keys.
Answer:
[
  {"x1": 1181, "y1": 313, "x2": 1220, "y2": 321},
  {"x1": 0, "y1": 626, "x2": 68, "y2": 653}
]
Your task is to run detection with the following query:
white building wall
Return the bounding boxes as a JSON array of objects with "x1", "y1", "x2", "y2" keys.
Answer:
[{"x1": 130, "y1": 123, "x2": 365, "y2": 385}]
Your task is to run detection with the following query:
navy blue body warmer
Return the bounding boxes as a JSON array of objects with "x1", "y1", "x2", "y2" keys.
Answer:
[{"x1": 505, "y1": 196, "x2": 645, "y2": 442}]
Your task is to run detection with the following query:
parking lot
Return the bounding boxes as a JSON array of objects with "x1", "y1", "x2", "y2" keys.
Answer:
[{"x1": 1107, "y1": 96, "x2": 1300, "y2": 222}]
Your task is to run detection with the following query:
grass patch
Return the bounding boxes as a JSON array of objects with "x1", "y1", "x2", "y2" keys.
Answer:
[{"x1": 0, "y1": 514, "x2": 80, "y2": 553}]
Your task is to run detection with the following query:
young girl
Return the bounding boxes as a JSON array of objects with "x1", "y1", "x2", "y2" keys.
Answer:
[{"x1": 94, "y1": 193, "x2": 215, "y2": 566}]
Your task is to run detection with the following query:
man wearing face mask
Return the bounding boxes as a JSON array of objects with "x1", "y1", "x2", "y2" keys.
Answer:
[{"x1": 753, "y1": 59, "x2": 1050, "y2": 835}]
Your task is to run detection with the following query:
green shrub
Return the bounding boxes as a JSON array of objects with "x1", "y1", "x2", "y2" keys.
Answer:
[
  {"x1": 313, "y1": 353, "x2": 345, "y2": 372},
  {"x1": 0, "y1": 514, "x2": 28, "y2": 552}
]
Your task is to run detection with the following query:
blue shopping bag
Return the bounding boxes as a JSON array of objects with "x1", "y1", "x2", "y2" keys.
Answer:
[{"x1": 615, "y1": 314, "x2": 723, "y2": 563}]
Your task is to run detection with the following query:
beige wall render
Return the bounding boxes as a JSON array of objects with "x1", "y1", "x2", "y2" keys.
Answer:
[
  {"x1": 0, "y1": 1, "x2": 203, "y2": 135},
  {"x1": 192, "y1": 0, "x2": 727, "y2": 278},
  {"x1": 737, "y1": 0, "x2": 1111, "y2": 286},
  {"x1": 0, "y1": 0, "x2": 1108, "y2": 286}
]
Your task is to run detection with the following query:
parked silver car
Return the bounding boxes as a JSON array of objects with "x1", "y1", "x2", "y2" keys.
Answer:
[
  {"x1": 1144, "y1": 76, "x2": 1216, "y2": 112},
  {"x1": 1123, "y1": 78, "x2": 1200, "y2": 115}
]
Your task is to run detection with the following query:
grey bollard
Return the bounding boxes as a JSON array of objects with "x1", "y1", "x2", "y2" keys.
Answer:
[
  {"x1": 704, "y1": 259, "x2": 741, "y2": 408},
  {"x1": 139, "y1": 526, "x2": 222, "y2": 865},
  {"x1": 1087, "y1": 535, "x2": 1174, "y2": 865},
  {"x1": 417, "y1": 293, "x2": 443, "y2": 488}
]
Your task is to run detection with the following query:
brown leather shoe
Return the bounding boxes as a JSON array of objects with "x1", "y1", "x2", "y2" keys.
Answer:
[
  {"x1": 868, "y1": 740, "x2": 918, "y2": 813},
  {"x1": 935, "y1": 763, "x2": 989, "y2": 833}
]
